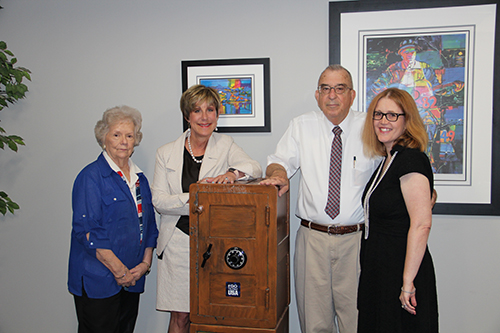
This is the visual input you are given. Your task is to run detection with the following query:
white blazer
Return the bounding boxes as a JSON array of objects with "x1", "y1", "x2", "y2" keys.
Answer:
[{"x1": 152, "y1": 130, "x2": 262, "y2": 254}]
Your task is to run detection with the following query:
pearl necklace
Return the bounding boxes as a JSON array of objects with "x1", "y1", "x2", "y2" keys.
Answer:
[{"x1": 187, "y1": 129, "x2": 203, "y2": 164}]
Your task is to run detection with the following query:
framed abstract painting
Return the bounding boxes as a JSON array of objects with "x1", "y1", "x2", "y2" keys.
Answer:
[
  {"x1": 330, "y1": 0, "x2": 500, "y2": 215},
  {"x1": 181, "y1": 58, "x2": 270, "y2": 133}
]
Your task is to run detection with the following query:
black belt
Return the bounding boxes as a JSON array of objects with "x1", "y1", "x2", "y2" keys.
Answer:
[{"x1": 301, "y1": 220, "x2": 364, "y2": 235}]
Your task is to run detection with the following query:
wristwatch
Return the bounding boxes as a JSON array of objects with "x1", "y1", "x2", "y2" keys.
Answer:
[
  {"x1": 228, "y1": 167, "x2": 249, "y2": 180},
  {"x1": 228, "y1": 168, "x2": 238, "y2": 177}
]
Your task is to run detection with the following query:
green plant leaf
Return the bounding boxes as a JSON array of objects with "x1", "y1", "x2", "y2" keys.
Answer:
[
  {"x1": 13, "y1": 71, "x2": 22, "y2": 83},
  {"x1": 0, "y1": 200, "x2": 6, "y2": 215},
  {"x1": 0, "y1": 192, "x2": 20, "y2": 215},
  {"x1": 9, "y1": 135, "x2": 25, "y2": 145},
  {"x1": 18, "y1": 83, "x2": 28, "y2": 94},
  {"x1": 0, "y1": 41, "x2": 7, "y2": 50},
  {"x1": 8, "y1": 201, "x2": 19, "y2": 210},
  {"x1": 7, "y1": 139, "x2": 18, "y2": 151}
]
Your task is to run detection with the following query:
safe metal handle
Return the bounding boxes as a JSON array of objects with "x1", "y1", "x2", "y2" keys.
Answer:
[
  {"x1": 193, "y1": 205, "x2": 204, "y2": 215},
  {"x1": 201, "y1": 243, "x2": 213, "y2": 268}
]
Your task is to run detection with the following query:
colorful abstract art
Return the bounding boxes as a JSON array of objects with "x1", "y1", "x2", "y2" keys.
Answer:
[
  {"x1": 199, "y1": 78, "x2": 253, "y2": 115},
  {"x1": 365, "y1": 34, "x2": 467, "y2": 176}
]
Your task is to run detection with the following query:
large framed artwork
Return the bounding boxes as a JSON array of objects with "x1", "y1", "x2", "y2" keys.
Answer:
[
  {"x1": 329, "y1": 0, "x2": 499, "y2": 215},
  {"x1": 181, "y1": 58, "x2": 271, "y2": 133}
]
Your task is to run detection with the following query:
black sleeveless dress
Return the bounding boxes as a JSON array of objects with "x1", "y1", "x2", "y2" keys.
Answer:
[{"x1": 358, "y1": 145, "x2": 438, "y2": 333}]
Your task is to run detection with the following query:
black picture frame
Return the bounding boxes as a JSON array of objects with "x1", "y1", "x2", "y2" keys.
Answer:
[
  {"x1": 329, "y1": 0, "x2": 500, "y2": 215},
  {"x1": 181, "y1": 58, "x2": 271, "y2": 133}
]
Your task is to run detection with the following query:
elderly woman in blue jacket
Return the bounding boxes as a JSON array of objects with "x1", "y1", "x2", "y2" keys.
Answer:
[{"x1": 68, "y1": 105, "x2": 158, "y2": 333}]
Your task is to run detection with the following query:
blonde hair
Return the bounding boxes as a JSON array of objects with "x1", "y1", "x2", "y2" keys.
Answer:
[
  {"x1": 180, "y1": 84, "x2": 221, "y2": 120},
  {"x1": 362, "y1": 88, "x2": 428, "y2": 157}
]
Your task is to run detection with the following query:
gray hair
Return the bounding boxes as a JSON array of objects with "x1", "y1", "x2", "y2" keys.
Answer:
[
  {"x1": 319, "y1": 64, "x2": 354, "y2": 88},
  {"x1": 94, "y1": 105, "x2": 143, "y2": 148}
]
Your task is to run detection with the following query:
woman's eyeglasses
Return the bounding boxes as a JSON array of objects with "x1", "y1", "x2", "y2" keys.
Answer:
[{"x1": 373, "y1": 111, "x2": 405, "y2": 122}]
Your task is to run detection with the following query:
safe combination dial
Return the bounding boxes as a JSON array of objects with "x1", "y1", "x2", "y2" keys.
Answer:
[{"x1": 224, "y1": 246, "x2": 247, "y2": 270}]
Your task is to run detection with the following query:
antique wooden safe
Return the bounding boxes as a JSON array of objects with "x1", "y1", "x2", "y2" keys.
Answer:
[{"x1": 189, "y1": 180, "x2": 290, "y2": 333}]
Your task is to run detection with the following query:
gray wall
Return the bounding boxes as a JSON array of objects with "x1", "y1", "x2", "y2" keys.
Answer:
[{"x1": 0, "y1": 0, "x2": 499, "y2": 332}]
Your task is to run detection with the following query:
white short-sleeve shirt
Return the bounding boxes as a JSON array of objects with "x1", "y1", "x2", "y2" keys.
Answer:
[{"x1": 267, "y1": 109, "x2": 380, "y2": 226}]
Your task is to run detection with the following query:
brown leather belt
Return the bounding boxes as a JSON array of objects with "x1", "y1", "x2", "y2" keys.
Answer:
[{"x1": 301, "y1": 220, "x2": 364, "y2": 235}]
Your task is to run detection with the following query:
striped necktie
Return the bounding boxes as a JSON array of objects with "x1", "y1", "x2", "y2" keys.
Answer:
[{"x1": 325, "y1": 126, "x2": 342, "y2": 219}]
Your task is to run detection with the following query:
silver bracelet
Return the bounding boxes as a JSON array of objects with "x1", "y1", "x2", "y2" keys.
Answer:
[{"x1": 401, "y1": 287, "x2": 416, "y2": 294}]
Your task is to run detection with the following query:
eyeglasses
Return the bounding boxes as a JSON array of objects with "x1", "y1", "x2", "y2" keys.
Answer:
[
  {"x1": 317, "y1": 84, "x2": 352, "y2": 95},
  {"x1": 373, "y1": 111, "x2": 405, "y2": 122}
]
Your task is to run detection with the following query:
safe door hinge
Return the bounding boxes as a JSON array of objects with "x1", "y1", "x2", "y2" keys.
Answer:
[
  {"x1": 265, "y1": 288, "x2": 270, "y2": 309},
  {"x1": 192, "y1": 193, "x2": 204, "y2": 215},
  {"x1": 265, "y1": 206, "x2": 270, "y2": 226}
]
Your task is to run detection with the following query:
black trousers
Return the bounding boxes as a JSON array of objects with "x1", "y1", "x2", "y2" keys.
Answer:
[{"x1": 73, "y1": 288, "x2": 140, "y2": 333}]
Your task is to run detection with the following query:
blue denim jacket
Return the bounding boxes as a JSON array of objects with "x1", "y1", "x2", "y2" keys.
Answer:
[{"x1": 68, "y1": 153, "x2": 158, "y2": 299}]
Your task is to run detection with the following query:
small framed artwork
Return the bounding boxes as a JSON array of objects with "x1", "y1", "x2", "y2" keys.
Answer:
[
  {"x1": 181, "y1": 58, "x2": 270, "y2": 133},
  {"x1": 329, "y1": 0, "x2": 500, "y2": 215}
]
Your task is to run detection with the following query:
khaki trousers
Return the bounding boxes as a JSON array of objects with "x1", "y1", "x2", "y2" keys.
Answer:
[{"x1": 294, "y1": 225, "x2": 362, "y2": 333}]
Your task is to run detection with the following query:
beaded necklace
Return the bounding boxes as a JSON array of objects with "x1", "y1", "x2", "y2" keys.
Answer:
[{"x1": 187, "y1": 129, "x2": 203, "y2": 164}]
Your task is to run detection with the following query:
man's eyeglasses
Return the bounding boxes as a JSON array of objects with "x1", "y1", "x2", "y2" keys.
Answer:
[
  {"x1": 317, "y1": 84, "x2": 352, "y2": 95},
  {"x1": 373, "y1": 111, "x2": 405, "y2": 122}
]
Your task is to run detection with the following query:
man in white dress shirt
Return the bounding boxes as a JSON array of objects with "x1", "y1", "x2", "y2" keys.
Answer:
[{"x1": 261, "y1": 65, "x2": 378, "y2": 333}]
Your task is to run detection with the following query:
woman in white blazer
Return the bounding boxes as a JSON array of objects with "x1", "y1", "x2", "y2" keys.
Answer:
[{"x1": 152, "y1": 85, "x2": 262, "y2": 333}]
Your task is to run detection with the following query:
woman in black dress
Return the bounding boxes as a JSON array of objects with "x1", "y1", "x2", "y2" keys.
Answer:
[{"x1": 358, "y1": 88, "x2": 438, "y2": 332}]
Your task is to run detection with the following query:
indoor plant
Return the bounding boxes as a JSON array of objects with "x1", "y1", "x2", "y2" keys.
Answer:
[{"x1": 0, "y1": 40, "x2": 31, "y2": 215}]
